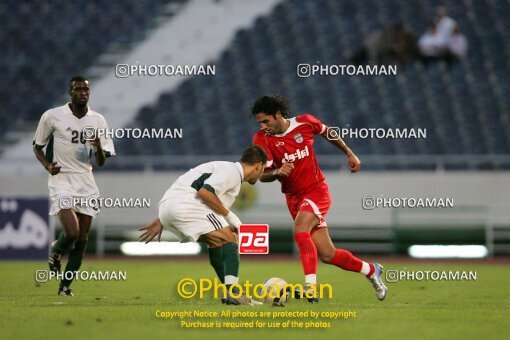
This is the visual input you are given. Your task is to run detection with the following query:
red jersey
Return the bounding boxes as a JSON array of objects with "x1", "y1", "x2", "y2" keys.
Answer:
[{"x1": 253, "y1": 114, "x2": 328, "y2": 194}]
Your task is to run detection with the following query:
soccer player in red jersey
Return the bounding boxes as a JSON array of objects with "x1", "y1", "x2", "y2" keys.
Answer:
[{"x1": 252, "y1": 95, "x2": 387, "y2": 302}]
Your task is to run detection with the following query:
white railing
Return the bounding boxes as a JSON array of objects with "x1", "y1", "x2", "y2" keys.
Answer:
[
  {"x1": 102, "y1": 154, "x2": 510, "y2": 172},
  {"x1": 2, "y1": 154, "x2": 510, "y2": 175}
]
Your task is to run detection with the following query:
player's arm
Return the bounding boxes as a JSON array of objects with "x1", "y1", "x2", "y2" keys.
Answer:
[
  {"x1": 253, "y1": 135, "x2": 294, "y2": 182},
  {"x1": 33, "y1": 111, "x2": 60, "y2": 175},
  {"x1": 259, "y1": 163, "x2": 294, "y2": 182},
  {"x1": 92, "y1": 116, "x2": 115, "y2": 167},
  {"x1": 90, "y1": 137, "x2": 106, "y2": 167},
  {"x1": 197, "y1": 187, "x2": 229, "y2": 216},
  {"x1": 197, "y1": 186, "x2": 242, "y2": 230},
  {"x1": 259, "y1": 169, "x2": 277, "y2": 182},
  {"x1": 320, "y1": 127, "x2": 361, "y2": 173},
  {"x1": 33, "y1": 143, "x2": 61, "y2": 175}
]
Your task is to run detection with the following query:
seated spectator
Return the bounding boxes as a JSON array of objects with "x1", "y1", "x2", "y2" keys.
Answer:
[
  {"x1": 419, "y1": 23, "x2": 446, "y2": 61},
  {"x1": 419, "y1": 22, "x2": 468, "y2": 66},
  {"x1": 351, "y1": 23, "x2": 417, "y2": 66},
  {"x1": 435, "y1": 6, "x2": 457, "y2": 46},
  {"x1": 447, "y1": 25, "x2": 468, "y2": 60},
  {"x1": 391, "y1": 23, "x2": 419, "y2": 65}
]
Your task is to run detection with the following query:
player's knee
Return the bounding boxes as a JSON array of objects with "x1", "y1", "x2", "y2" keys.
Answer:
[
  {"x1": 205, "y1": 237, "x2": 226, "y2": 249},
  {"x1": 293, "y1": 223, "x2": 310, "y2": 234},
  {"x1": 319, "y1": 252, "x2": 335, "y2": 264},
  {"x1": 78, "y1": 230, "x2": 90, "y2": 240},
  {"x1": 64, "y1": 230, "x2": 79, "y2": 242}
]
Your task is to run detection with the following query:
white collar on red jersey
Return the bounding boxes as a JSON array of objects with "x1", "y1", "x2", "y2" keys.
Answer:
[{"x1": 273, "y1": 117, "x2": 300, "y2": 137}]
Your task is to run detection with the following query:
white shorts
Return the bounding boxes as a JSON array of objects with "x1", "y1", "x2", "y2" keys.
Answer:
[
  {"x1": 48, "y1": 172, "x2": 101, "y2": 217},
  {"x1": 158, "y1": 196, "x2": 228, "y2": 242}
]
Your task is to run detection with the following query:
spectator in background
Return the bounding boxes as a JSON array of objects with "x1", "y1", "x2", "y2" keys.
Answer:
[
  {"x1": 447, "y1": 25, "x2": 468, "y2": 60},
  {"x1": 351, "y1": 8, "x2": 465, "y2": 68},
  {"x1": 351, "y1": 23, "x2": 417, "y2": 66},
  {"x1": 435, "y1": 6, "x2": 456, "y2": 46},
  {"x1": 418, "y1": 23, "x2": 445, "y2": 63},
  {"x1": 419, "y1": 22, "x2": 467, "y2": 66},
  {"x1": 391, "y1": 23, "x2": 419, "y2": 65}
]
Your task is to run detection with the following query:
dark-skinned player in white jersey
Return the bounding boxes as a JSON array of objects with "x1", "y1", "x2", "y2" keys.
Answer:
[{"x1": 33, "y1": 76, "x2": 115, "y2": 296}]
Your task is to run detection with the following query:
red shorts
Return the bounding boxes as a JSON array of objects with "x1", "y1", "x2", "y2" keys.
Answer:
[{"x1": 285, "y1": 181, "x2": 331, "y2": 230}]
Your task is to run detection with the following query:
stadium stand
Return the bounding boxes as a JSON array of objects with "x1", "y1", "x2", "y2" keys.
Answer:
[
  {"x1": 110, "y1": 0, "x2": 510, "y2": 170},
  {"x1": 0, "y1": 0, "x2": 175, "y2": 139},
  {"x1": 1, "y1": 0, "x2": 509, "y2": 170}
]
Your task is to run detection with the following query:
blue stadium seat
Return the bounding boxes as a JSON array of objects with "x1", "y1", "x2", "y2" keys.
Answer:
[
  {"x1": 0, "y1": 0, "x2": 174, "y2": 140},
  {"x1": 3, "y1": 0, "x2": 509, "y2": 170}
]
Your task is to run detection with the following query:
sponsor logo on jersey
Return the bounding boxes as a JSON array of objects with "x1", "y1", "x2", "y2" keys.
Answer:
[
  {"x1": 275, "y1": 141, "x2": 285, "y2": 147},
  {"x1": 282, "y1": 146, "x2": 310, "y2": 163},
  {"x1": 293, "y1": 133, "x2": 303, "y2": 143}
]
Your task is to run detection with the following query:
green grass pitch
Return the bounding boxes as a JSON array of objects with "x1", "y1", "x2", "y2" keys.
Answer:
[{"x1": 0, "y1": 259, "x2": 507, "y2": 340}]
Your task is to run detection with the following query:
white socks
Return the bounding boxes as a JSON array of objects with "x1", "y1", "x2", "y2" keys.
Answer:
[
  {"x1": 305, "y1": 274, "x2": 317, "y2": 285},
  {"x1": 361, "y1": 262, "x2": 371, "y2": 276}
]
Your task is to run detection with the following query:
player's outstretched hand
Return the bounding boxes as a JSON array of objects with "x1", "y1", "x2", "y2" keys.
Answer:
[
  {"x1": 139, "y1": 218, "x2": 163, "y2": 243},
  {"x1": 278, "y1": 162, "x2": 295, "y2": 177},
  {"x1": 46, "y1": 162, "x2": 61, "y2": 176},
  {"x1": 348, "y1": 153, "x2": 361, "y2": 173}
]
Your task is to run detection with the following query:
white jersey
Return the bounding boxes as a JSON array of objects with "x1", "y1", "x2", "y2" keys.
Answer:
[
  {"x1": 161, "y1": 161, "x2": 244, "y2": 209},
  {"x1": 33, "y1": 103, "x2": 115, "y2": 173}
]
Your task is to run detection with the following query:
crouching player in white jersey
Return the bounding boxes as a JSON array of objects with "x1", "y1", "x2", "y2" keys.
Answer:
[
  {"x1": 139, "y1": 146, "x2": 267, "y2": 306},
  {"x1": 33, "y1": 76, "x2": 115, "y2": 296}
]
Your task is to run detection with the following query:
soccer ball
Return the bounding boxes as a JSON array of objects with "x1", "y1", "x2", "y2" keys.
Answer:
[{"x1": 260, "y1": 277, "x2": 290, "y2": 306}]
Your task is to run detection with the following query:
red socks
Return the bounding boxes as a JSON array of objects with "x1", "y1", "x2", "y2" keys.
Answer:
[
  {"x1": 294, "y1": 232, "x2": 375, "y2": 278},
  {"x1": 330, "y1": 249, "x2": 374, "y2": 276},
  {"x1": 294, "y1": 232, "x2": 317, "y2": 276}
]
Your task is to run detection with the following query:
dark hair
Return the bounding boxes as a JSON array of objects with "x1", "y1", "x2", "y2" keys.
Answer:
[
  {"x1": 240, "y1": 145, "x2": 268, "y2": 165},
  {"x1": 251, "y1": 95, "x2": 290, "y2": 118},
  {"x1": 69, "y1": 75, "x2": 89, "y2": 90}
]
